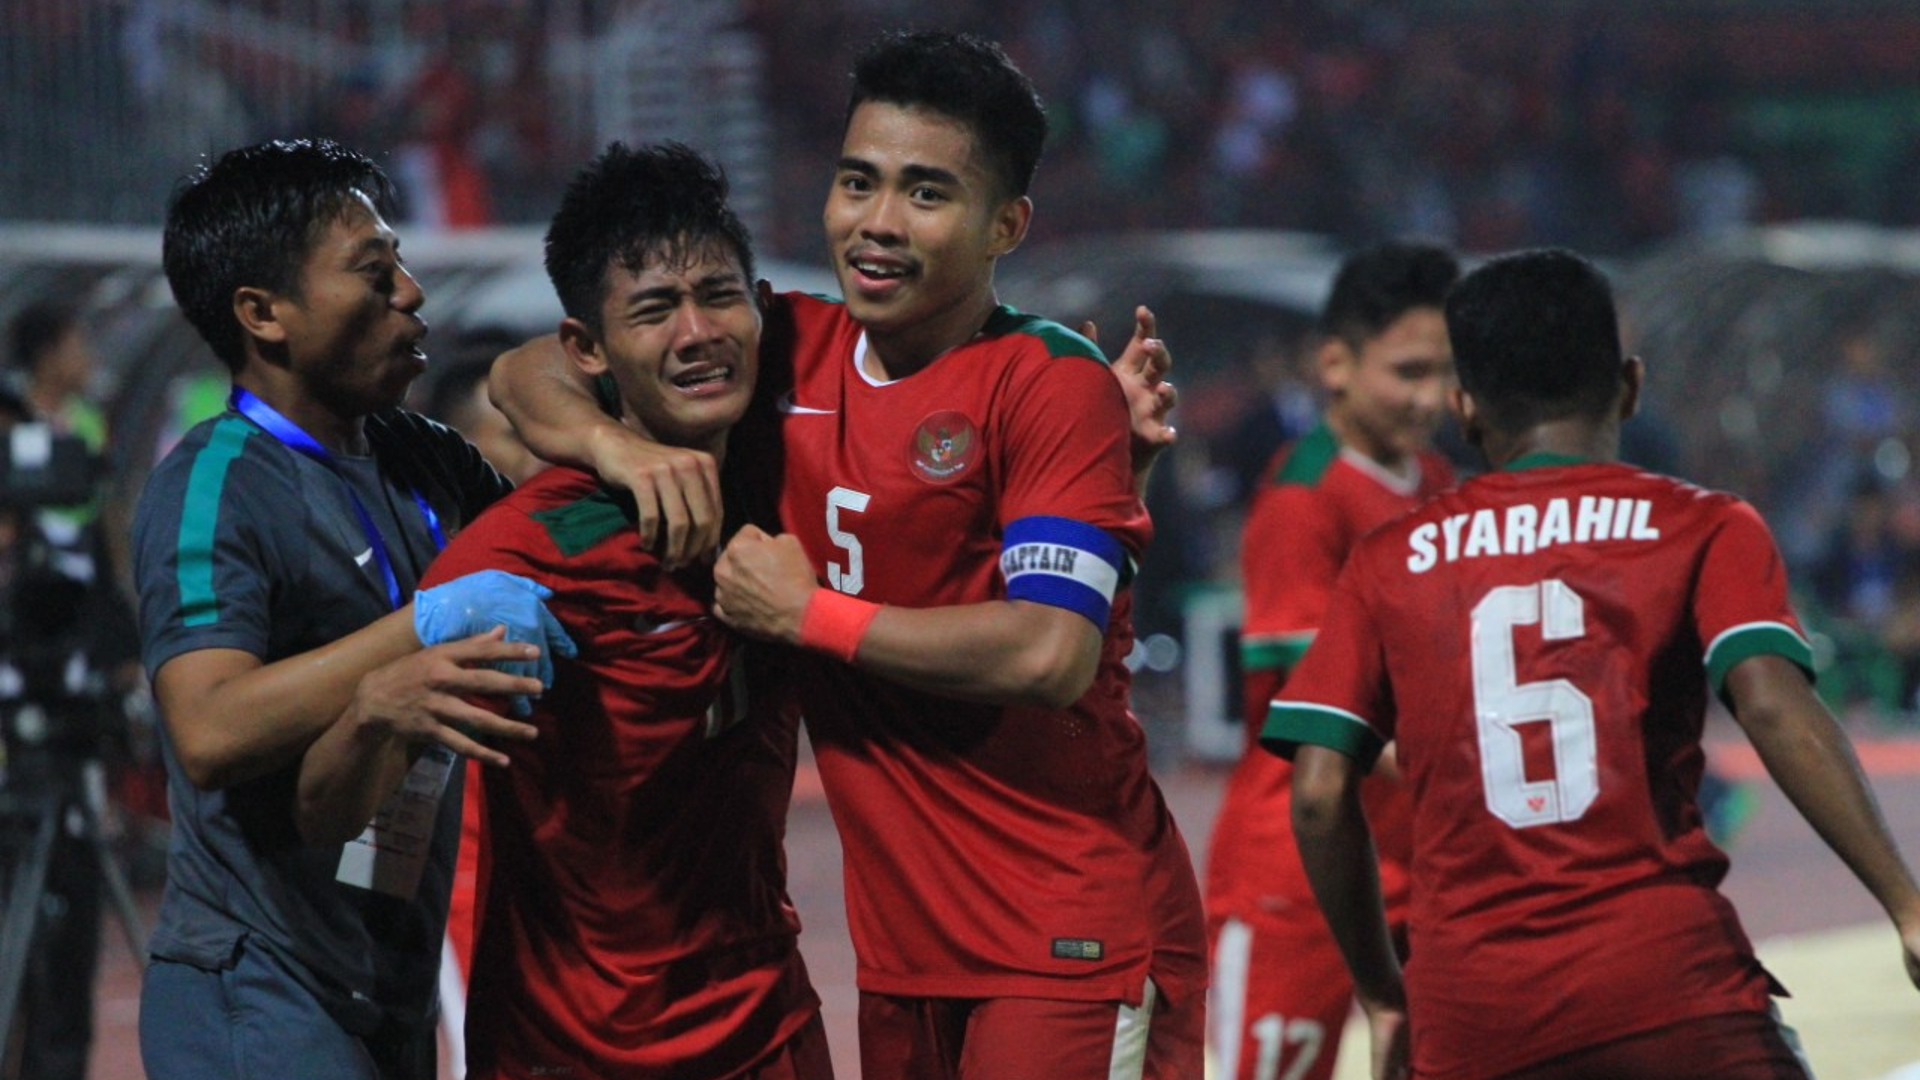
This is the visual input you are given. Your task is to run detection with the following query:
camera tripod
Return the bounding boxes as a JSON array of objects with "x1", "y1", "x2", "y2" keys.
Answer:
[{"x1": 0, "y1": 743, "x2": 147, "y2": 1074}]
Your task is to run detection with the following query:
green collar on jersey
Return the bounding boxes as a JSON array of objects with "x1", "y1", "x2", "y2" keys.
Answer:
[
  {"x1": 1271, "y1": 423, "x2": 1339, "y2": 487},
  {"x1": 982, "y1": 304, "x2": 1105, "y2": 363},
  {"x1": 1502, "y1": 451, "x2": 1591, "y2": 472}
]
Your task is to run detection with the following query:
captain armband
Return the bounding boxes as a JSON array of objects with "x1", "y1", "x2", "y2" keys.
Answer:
[{"x1": 999, "y1": 516, "x2": 1127, "y2": 628}]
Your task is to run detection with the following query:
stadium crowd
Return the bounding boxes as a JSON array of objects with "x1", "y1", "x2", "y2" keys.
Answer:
[
  {"x1": 13, "y1": 2, "x2": 1920, "y2": 250},
  {"x1": 741, "y1": 2, "x2": 1920, "y2": 255}
]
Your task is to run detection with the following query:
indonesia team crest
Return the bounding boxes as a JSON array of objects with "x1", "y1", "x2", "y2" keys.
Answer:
[{"x1": 909, "y1": 410, "x2": 979, "y2": 484}]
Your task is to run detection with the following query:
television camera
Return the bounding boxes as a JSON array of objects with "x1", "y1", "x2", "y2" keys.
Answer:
[{"x1": 0, "y1": 422, "x2": 146, "y2": 1076}]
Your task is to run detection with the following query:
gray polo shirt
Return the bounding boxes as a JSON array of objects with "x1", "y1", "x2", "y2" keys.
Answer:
[{"x1": 132, "y1": 406, "x2": 507, "y2": 1034}]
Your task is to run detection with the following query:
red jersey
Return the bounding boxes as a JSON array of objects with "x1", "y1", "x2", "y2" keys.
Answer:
[
  {"x1": 1208, "y1": 424, "x2": 1453, "y2": 926},
  {"x1": 769, "y1": 292, "x2": 1207, "y2": 1005},
  {"x1": 1266, "y1": 457, "x2": 1811, "y2": 1080},
  {"x1": 422, "y1": 467, "x2": 815, "y2": 1080}
]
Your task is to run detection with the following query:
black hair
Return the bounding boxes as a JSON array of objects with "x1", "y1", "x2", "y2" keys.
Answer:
[
  {"x1": 1445, "y1": 248, "x2": 1626, "y2": 432},
  {"x1": 9, "y1": 301, "x2": 80, "y2": 372},
  {"x1": 847, "y1": 30, "x2": 1047, "y2": 200},
  {"x1": 162, "y1": 138, "x2": 397, "y2": 373},
  {"x1": 544, "y1": 142, "x2": 755, "y2": 336},
  {"x1": 1317, "y1": 240, "x2": 1460, "y2": 347}
]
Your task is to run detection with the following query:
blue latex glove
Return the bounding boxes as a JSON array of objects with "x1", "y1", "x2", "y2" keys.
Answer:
[{"x1": 414, "y1": 570, "x2": 578, "y2": 716}]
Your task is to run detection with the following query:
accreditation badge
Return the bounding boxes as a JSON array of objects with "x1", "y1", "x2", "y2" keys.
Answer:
[{"x1": 335, "y1": 745, "x2": 458, "y2": 900}]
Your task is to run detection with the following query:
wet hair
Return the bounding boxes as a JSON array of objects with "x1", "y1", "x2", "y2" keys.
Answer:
[
  {"x1": 543, "y1": 141, "x2": 755, "y2": 336},
  {"x1": 847, "y1": 30, "x2": 1047, "y2": 200},
  {"x1": 163, "y1": 138, "x2": 397, "y2": 373},
  {"x1": 10, "y1": 301, "x2": 80, "y2": 373},
  {"x1": 1445, "y1": 248, "x2": 1626, "y2": 432},
  {"x1": 1317, "y1": 240, "x2": 1460, "y2": 348}
]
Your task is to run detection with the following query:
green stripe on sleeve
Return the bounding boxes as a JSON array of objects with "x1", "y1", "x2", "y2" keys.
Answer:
[
  {"x1": 531, "y1": 490, "x2": 635, "y2": 557},
  {"x1": 176, "y1": 418, "x2": 254, "y2": 627},
  {"x1": 1705, "y1": 622, "x2": 1816, "y2": 693},
  {"x1": 1260, "y1": 701, "x2": 1385, "y2": 769},
  {"x1": 1240, "y1": 633, "x2": 1313, "y2": 674}
]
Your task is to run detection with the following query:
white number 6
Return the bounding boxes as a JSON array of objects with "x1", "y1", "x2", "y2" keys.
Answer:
[{"x1": 1471, "y1": 580, "x2": 1598, "y2": 828}]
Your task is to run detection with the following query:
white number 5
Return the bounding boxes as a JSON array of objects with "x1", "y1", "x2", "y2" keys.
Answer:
[
  {"x1": 826, "y1": 486, "x2": 870, "y2": 595},
  {"x1": 1470, "y1": 580, "x2": 1598, "y2": 828}
]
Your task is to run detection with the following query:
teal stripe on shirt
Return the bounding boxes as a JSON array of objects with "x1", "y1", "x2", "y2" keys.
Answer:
[{"x1": 176, "y1": 417, "x2": 253, "y2": 627}]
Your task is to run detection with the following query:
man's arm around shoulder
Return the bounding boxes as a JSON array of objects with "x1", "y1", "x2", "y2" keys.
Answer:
[{"x1": 489, "y1": 333, "x2": 720, "y2": 566}]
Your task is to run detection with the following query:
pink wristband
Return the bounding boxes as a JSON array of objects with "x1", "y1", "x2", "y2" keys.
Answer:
[{"x1": 799, "y1": 588, "x2": 880, "y2": 663}]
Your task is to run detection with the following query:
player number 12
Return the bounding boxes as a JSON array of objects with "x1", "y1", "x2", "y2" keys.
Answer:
[{"x1": 1470, "y1": 579, "x2": 1599, "y2": 829}]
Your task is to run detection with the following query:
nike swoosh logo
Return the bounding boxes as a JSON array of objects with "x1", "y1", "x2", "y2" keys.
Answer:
[
  {"x1": 775, "y1": 391, "x2": 835, "y2": 416},
  {"x1": 354, "y1": 547, "x2": 375, "y2": 567}
]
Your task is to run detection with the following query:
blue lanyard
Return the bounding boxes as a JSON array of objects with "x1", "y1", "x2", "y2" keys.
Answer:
[{"x1": 229, "y1": 388, "x2": 447, "y2": 611}]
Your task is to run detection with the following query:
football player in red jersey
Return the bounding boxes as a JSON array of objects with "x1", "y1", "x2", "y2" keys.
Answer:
[
  {"x1": 423, "y1": 143, "x2": 832, "y2": 1080},
  {"x1": 1205, "y1": 241, "x2": 1458, "y2": 1080},
  {"x1": 489, "y1": 30, "x2": 1204, "y2": 1080},
  {"x1": 1270, "y1": 248, "x2": 1920, "y2": 1080}
]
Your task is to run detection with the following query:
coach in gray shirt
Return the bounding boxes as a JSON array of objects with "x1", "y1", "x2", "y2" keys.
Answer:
[{"x1": 132, "y1": 138, "x2": 572, "y2": 1080}]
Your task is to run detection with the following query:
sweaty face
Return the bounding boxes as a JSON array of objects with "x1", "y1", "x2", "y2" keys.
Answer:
[
  {"x1": 823, "y1": 101, "x2": 1026, "y2": 371},
  {"x1": 584, "y1": 243, "x2": 758, "y2": 455},
  {"x1": 1324, "y1": 305, "x2": 1453, "y2": 467},
  {"x1": 275, "y1": 193, "x2": 428, "y2": 420}
]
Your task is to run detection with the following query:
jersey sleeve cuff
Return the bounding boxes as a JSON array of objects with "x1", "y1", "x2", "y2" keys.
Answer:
[
  {"x1": 1705, "y1": 621, "x2": 1816, "y2": 695},
  {"x1": 1260, "y1": 701, "x2": 1385, "y2": 769},
  {"x1": 1001, "y1": 515, "x2": 1125, "y2": 628},
  {"x1": 1240, "y1": 633, "x2": 1313, "y2": 674}
]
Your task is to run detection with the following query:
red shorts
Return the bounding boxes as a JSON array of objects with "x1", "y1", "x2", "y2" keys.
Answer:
[
  {"x1": 1206, "y1": 913, "x2": 1357, "y2": 1080},
  {"x1": 858, "y1": 979, "x2": 1202, "y2": 1080},
  {"x1": 1483, "y1": 1008, "x2": 1810, "y2": 1080}
]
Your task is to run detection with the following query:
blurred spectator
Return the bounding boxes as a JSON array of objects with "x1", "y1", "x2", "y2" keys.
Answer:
[
  {"x1": 1668, "y1": 82, "x2": 1762, "y2": 236},
  {"x1": 1810, "y1": 475, "x2": 1907, "y2": 629},
  {"x1": 419, "y1": 327, "x2": 546, "y2": 485},
  {"x1": 472, "y1": 17, "x2": 563, "y2": 224},
  {"x1": 1081, "y1": 73, "x2": 1170, "y2": 198},
  {"x1": 1824, "y1": 326, "x2": 1909, "y2": 448},
  {"x1": 9, "y1": 302, "x2": 106, "y2": 455},
  {"x1": 150, "y1": 369, "x2": 232, "y2": 465},
  {"x1": 1877, "y1": 566, "x2": 1920, "y2": 719},
  {"x1": 310, "y1": 66, "x2": 401, "y2": 155},
  {"x1": 1211, "y1": 331, "x2": 1317, "y2": 505},
  {"x1": 1208, "y1": 48, "x2": 1298, "y2": 199},
  {"x1": 1619, "y1": 408, "x2": 1684, "y2": 477},
  {"x1": 7, "y1": 302, "x2": 121, "y2": 571},
  {"x1": 392, "y1": 36, "x2": 494, "y2": 228}
]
